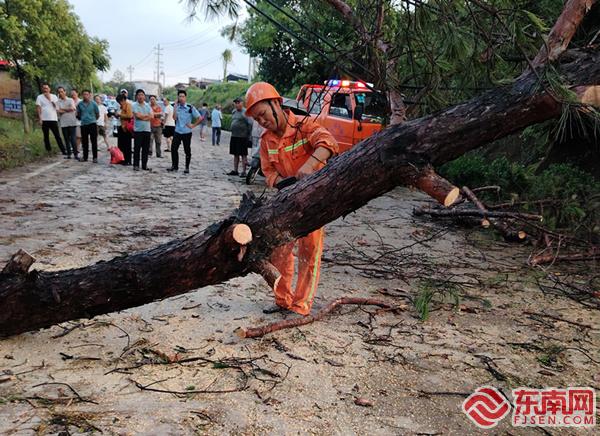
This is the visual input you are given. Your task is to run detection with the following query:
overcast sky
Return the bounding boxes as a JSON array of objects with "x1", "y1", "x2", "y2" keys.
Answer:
[{"x1": 69, "y1": 0, "x2": 250, "y2": 86}]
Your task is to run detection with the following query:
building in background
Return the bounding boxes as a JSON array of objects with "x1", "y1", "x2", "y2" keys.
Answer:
[
  {"x1": 226, "y1": 73, "x2": 249, "y2": 82},
  {"x1": 133, "y1": 80, "x2": 161, "y2": 98},
  {"x1": 175, "y1": 77, "x2": 221, "y2": 90},
  {"x1": 0, "y1": 60, "x2": 21, "y2": 119},
  {"x1": 197, "y1": 78, "x2": 220, "y2": 89}
]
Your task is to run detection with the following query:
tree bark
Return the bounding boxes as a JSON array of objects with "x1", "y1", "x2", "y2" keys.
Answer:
[
  {"x1": 14, "y1": 62, "x2": 31, "y2": 134},
  {"x1": 1, "y1": 49, "x2": 600, "y2": 338},
  {"x1": 531, "y1": 0, "x2": 596, "y2": 67}
]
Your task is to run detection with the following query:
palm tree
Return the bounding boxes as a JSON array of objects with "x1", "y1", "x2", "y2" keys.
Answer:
[
  {"x1": 222, "y1": 49, "x2": 232, "y2": 82},
  {"x1": 184, "y1": 0, "x2": 241, "y2": 20}
]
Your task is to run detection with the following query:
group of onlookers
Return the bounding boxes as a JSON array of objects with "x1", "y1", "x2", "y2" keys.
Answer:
[
  {"x1": 36, "y1": 84, "x2": 258, "y2": 177},
  {"x1": 36, "y1": 83, "x2": 109, "y2": 162}
]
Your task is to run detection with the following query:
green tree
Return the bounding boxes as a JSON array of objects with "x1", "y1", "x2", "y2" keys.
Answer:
[
  {"x1": 0, "y1": 0, "x2": 110, "y2": 131},
  {"x1": 184, "y1": 0, "x2": 568, "y2": 111},
  {"x1": 222, "y1": 49, "x2": 233, "y2": 81},
  {"x1": 112, "y1": 69, "x2": 126, "y2": 83}
]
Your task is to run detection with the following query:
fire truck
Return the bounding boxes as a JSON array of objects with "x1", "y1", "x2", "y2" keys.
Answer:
[
  {"x1": 296, "y1": 80, "x2": 387, "y2": 153},
  {"x1": 246, "y1": 80, "x2": 388, "y2": 184}
]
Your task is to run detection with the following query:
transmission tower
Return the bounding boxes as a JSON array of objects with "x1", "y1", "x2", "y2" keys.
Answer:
[
  {"x1": 126, "y1": 65, "x2": 134, "y2": 82},
  {"x1": 154, "y1": 44, "x2": 164, "y2": 83}
]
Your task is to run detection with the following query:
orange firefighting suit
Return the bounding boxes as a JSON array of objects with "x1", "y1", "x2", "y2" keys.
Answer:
[{"x1": 260, "y1": 111, "x2": 339, "y2": 315}]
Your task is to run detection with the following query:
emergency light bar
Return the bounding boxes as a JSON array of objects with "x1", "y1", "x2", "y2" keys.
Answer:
[{"x1": 325, "y1": 79, "x2": 374, "y2": 89}]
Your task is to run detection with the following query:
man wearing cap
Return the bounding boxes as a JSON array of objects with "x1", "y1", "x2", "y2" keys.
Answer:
[
  {"x1": 227, "y1": 97, "x2": 253, "y2": 177},
  {"x1": 116, "y1": 88, "x2": 130, "y2": 136},
  {"x1": 168, "y1": 89, "x2": 202, "y2": 174},
  {"x1": 116, "y1": 88, "x2": 130, "y2": 132},
  {"x1": 131, "y1": 88, "x2": 153, "y2": 171}
]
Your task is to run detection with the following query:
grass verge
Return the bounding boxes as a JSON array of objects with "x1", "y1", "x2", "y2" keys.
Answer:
[{"x1": 0, "y1": 117, "x2": 53, "y2": 171}]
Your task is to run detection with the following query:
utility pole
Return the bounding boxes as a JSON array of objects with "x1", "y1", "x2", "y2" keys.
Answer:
[
  {"x1": 248, "y1": 56, "x2": 252, "y2": 82},
  {"x1": 126, "y1": 65, "x2": 134, "y2": 82},
  {"x1": 154, "y1": 44, "x2": 164, "y2": 83}
]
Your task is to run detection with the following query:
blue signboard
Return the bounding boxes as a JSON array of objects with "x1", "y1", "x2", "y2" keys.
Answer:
[{"x1": 3, "y1": 98, "x2": 22, "y2": 113}]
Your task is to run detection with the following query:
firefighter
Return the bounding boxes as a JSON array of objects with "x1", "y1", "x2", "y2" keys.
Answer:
[{"x1": 245, "y1": 82, "x2": 339, "y2": 315}]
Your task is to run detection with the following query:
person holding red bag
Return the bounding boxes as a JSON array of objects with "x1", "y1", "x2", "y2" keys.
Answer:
[{"x1": 116, "y1": 94, "x2": 133, "y2": 165}]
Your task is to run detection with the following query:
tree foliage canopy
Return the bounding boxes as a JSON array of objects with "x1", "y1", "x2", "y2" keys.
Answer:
[
  {"x1": 0, "y1": 0, "x2": 110, "y2": 89},
  {"x1": 185, "y1": 0, "x2": 599, "y2": 114}
]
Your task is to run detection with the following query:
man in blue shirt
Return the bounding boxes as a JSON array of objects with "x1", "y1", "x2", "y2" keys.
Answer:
[
  {"x1": 168, "y1": 89, "x2": 202, "y2": 174},
  {"x1": 211, "y1": 104, "x2": 222, "y2": 146},
  {"x1": 132, "y1": 88, "x2": 153, "y2": 171},
  {"x1": 76, "y1": 90, "x2": 100, "y2": 162}
]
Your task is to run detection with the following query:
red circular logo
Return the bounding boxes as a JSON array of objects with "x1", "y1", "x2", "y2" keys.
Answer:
[{"x1": 462, "y1": 386, "x2": 511, "y2": 429}]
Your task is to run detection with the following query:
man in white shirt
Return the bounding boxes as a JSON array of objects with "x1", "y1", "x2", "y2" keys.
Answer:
[
  {"x1": 95, "y1": 95, "x2": 110, "y2": 149},
  {"x1": 162, "y1": 97, "x2": 175, "y2": 152},
  {"x1": 36, "y1": 83, "x2": 66, "y2": 154}
]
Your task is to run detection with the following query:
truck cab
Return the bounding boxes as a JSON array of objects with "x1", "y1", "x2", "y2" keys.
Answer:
[{"x1": 296, "y1": 80, "x2": 387, "y2": 153}]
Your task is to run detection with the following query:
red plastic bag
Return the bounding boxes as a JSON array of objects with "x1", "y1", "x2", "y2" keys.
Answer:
[
  {"x1": 123, "y1": 117, "x2": 134, "y2": 133},
  {"x1": 108, "y1": 146, "x2": 124, "y2": 164}
]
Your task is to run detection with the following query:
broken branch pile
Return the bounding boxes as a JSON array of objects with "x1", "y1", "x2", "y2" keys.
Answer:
[{"x1": 413, "y1": 186, "x2": 599, "y2": 265}]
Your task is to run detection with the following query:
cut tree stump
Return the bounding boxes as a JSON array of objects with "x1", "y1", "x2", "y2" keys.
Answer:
[
  {"x1": 225, "y1": 224, "x2": 253, "y2": 246},
  {"x1": 413, "y1": 166, "x2": 461, "y2": 207},
  {"x1": 1, "y1": 48, "x2": 600, "y2": 338},
  {"x1": 2, "y1": 250, "x2": 35, "y2": 275}
]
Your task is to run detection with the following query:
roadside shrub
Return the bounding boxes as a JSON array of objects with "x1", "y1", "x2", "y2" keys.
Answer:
[
  {"x1": 527, "y1": 164, "x2": 600, "y2": 234},
  {"x1": 441, "y1": 154, "x2": 599, "y2": 238},
  {"x1": 440, "y1": 155, "x2": 529, "y2": 197},
  {"x1": 165, "y1": 82, "x2": 252, "y2": 114},
  {"x1": 0, "y1": 117, "x2": 48, "y2": 171}
]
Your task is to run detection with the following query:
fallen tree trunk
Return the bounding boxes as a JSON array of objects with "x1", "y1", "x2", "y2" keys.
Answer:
[{"x1": 2, "y1": 49, "x2": 600, "y2": 338}]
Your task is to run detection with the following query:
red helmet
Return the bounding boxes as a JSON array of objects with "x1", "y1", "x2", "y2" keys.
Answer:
[{"x1": 245, "y1": 82, "x2": 282, "y2": 115}]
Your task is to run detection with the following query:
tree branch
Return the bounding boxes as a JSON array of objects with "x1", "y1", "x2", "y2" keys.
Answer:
[{"x1": 532, "y1": 0, "x2": 597, "y2": 67}]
